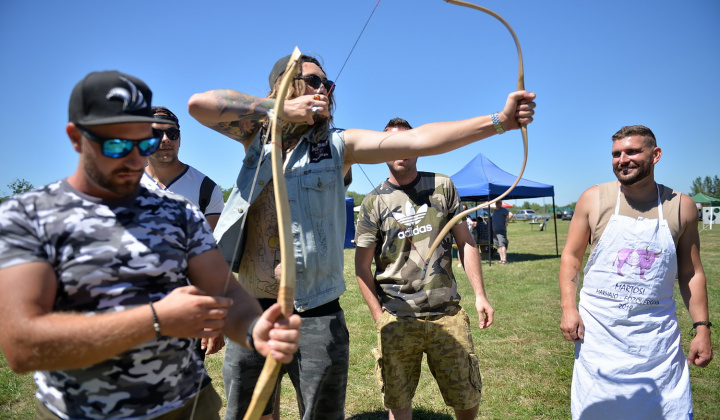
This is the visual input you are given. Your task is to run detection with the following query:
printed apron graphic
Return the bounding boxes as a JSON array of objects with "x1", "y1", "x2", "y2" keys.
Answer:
[{"x1": 614, "y1": 247, "x2": 662, "y2": 280}]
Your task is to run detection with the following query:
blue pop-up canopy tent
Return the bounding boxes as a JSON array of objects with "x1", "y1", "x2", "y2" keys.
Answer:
[
  {"x1": 450, "y1": 153, "x2": 558, "y2": 261},
  {"x1": 451, "y1": 153, "x2": 555, "y2": 200}
]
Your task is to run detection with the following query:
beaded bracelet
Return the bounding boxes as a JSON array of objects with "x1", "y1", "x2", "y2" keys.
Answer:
[
  {"x1": 690, "y1": 321, "x2": 712, "y2": 337},
  {"x1": 149, "y1": 302, "x2": 162, "y2": 339}
]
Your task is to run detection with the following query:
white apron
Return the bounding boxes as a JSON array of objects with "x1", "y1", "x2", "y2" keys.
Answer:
[{"x1": 572, "y1": 185, "x2": 692, "y2": 420}]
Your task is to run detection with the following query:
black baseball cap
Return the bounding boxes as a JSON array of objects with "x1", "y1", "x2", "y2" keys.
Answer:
[
  {"x1": 68, "y1": 70, "x2": 161, "y2": 126},
  {"x1": 268, "y1": 54, "x2": 323, "y2": 89}
]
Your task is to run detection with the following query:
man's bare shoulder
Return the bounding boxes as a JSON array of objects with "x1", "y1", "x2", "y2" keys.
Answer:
[
  {"x1": 679, "y1": 192, "x2": 700, "y2": 227},
  {"x1": 572, "y1": 185, "x2": 600, "y2": 235},
  {"x1": 576, "y1": 185, "x2": 599, "y2": 210}
]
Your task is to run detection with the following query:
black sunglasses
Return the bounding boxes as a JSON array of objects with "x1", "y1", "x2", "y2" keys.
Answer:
[
  {"x1": 294, "y1": 74, "x2": 335, "y2": 93},
  {"x1": 157, "y1": 127, "x2": 180, "y2": 140},
  {"x1": 78, "y1": 126, "x2": 162, "y2": 159}
]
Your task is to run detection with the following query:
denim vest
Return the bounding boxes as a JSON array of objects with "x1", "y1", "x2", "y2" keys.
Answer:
[{"x1": 214, "y1": 127, "x2": 347, "y2": 311}]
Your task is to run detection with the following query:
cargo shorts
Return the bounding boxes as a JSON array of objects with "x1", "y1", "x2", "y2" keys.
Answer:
[{"x1": 373, "y1": 307, "x2": 482, "y2": 410}]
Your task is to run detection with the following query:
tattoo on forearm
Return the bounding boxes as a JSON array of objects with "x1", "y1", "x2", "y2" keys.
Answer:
[
  {"x1": 571, "y1": 264, "x2": 580, "y2": 284},
  {"x1": 216, "y1": 90, "x2": 270, "y2": 119},
  {"x1": 212, "y1": 120, "x2": 257, "y2": 139},
  {"x1": 209, "y1": 91, "x2": 274, "y2": 140}
]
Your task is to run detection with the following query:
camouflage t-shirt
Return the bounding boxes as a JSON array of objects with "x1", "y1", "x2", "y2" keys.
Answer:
[
  {"x1": 355, "y1": 172, "x2": 462, "y2": 317},
  {"x1": 0, "y1": 179, "x2": 216, "y2": 419}
]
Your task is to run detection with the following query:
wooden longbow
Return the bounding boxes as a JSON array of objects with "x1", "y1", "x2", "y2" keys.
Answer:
[{"x1": 242, "y1": 46, "x2": 303, "y2": 420}]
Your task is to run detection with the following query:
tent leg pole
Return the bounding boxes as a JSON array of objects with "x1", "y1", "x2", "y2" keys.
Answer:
[
  {"x1": 553, "y1": 196, "x2": 559, "y2": 257},
  {"x1": 487, "y1": 195, "x2": 492, "y2": 266}
]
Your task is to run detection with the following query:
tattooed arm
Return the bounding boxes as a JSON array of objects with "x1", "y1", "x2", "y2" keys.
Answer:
[
  {"x1": 187, "y1": 89, "x2": 273, "y2": 144},
  {"x1": 188, "y1": 89, "x2": 330, "y2": 145},
  {"x1": 559, "y1": 186, "x2": 596, "y2": 342}
]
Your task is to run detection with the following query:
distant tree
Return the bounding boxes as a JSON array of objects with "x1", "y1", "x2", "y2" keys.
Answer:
[
  {"x1": 346, "y1": 191, "x2": 366, "y2": 206},
  {"x1": 221, "y1": 185, "x2": 232, "y2": 203},
  {"x1": 1, "y1": 178, "x2": 34, "y2": 203},
  {"x1": 690, "y1": 175, "x2": 720, "y2": 197},
  {"x1": 9, "y1": 178, "x2": 34, "y2": 195}
]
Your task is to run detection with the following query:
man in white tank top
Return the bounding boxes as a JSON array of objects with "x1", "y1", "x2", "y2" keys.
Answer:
[{"x1": 559, "y1": 125, "x2": 713, "y2": 419}]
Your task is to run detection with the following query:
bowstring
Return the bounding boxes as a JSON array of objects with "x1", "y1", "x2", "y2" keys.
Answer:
[
  {"x1": 327, "y1": 0, "x2": 382, "y2": 92},
  {"x1": 328, "y1": 0, "x2": 430, "y2": 265}
]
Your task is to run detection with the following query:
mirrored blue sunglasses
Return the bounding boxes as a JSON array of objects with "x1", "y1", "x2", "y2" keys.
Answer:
[{"x1": 78, "y1": 126, "x2": 162, "y2": 158}]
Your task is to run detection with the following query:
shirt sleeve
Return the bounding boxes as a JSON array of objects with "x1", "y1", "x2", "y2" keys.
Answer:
[
  {"x1": 205, "y1": 185, "x2": 225, "y2": 216},
  {"x1": 447, "y1": 178, "x2": 463, "y2": 225},
  {"x1": 354, "y1": 194, "x2": 381, "y2": 249},
  {"x1": 0, "y1": 198, "x2": 49, "y2": 269},
  {"x1": 184, "y1": 201, "x2": 219, "y2": 259}
]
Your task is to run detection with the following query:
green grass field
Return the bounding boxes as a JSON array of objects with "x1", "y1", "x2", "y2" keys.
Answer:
[{"x1": 2, "y1": 221, "x2": 718, "y2": 419}]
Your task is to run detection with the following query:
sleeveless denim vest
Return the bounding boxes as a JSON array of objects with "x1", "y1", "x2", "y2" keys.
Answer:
[{"x1": 214, "y1": 127, "x2": 347, "y2": 311}]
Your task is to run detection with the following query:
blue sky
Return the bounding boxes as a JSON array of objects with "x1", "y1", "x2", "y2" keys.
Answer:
[{"x1": 1, "y1": 0, "x2": 718, "y2": 207}]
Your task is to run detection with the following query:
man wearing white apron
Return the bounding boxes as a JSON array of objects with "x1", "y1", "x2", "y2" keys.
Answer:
[{"x1": 559, "y1": 125, "x2": 713, "y2": 420}]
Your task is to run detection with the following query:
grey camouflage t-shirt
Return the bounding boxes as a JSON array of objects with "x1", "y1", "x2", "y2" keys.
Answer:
[
  {"x1": 355, "y1": 172, "x2": 462, "y2": 317},
  {"x1": 0, "y1": 179, "x2": 216, "y2": 419}
]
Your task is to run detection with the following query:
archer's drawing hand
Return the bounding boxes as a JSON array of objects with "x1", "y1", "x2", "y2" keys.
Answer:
[
  {"x1": 154, "y1": 285, "x2": 232, "y2": 339},
  {"x1": 253, "y1": 303, "x2": 302, "y2": 364},
  {"x1": 560, "y1": 308, "x2": 584, "y2": 342},
  {"x1": 499, "y1": 91, "x2": 536, "y2": 130},
  {"x1": 283, "y1": 94, "x2": 330, "y2": 125}
]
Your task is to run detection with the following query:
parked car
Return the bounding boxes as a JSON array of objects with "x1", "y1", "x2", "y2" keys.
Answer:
[
  {"x1": 561, "y1": 210, "x2": 574, "y2": 220},
  {"x1": 514, "y1": 209, "x2": 538, "y2": 221}
]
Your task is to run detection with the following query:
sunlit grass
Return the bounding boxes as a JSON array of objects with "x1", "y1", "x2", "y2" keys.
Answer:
[{"x1": 2, "y1": 221, "x2": 718, "y2": 419}]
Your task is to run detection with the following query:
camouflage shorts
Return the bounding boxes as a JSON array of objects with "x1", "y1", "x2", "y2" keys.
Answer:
[{"x1": 373, "y1": 308, "x2": 482, "y2": 410}]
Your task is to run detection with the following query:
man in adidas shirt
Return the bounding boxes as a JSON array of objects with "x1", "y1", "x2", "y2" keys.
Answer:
[{"x1": 355, "y1": 118, "x2": 494, "y2": 420}]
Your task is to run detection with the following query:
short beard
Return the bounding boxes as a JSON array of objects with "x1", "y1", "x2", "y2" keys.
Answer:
[
  {"x1": 312, "y1": 113, "x2": 329, "y2": 125},
  {"x1": 82, "y1": 155, "x2": 141, "y2": 197},
  {"x1": 614, "y1": 163, "x2": 651, "y2": 186}
]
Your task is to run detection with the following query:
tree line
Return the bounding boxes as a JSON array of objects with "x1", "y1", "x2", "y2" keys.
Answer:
[
  {"x1": 690, "y1": 175, "x2": 720, "y2": 198},
  {"x1": 6, "y1": 174, "x2": 718, "y2": 206}
]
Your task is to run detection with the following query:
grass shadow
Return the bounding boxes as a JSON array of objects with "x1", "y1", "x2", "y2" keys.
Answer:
[
  {"x1": 505, "y1": 253, "x2": 560, "y2": 263},
  {"x1": 480, "y1": 253, "x2": 559, "y2": 265},
  {"x1": 347, "y1": 408, "x2": 453, "y2": 420}
]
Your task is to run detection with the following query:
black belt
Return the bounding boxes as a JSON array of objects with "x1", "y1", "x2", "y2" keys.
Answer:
[{"x1": 257, "y1": 298, "x2": 341, "y2": 318}]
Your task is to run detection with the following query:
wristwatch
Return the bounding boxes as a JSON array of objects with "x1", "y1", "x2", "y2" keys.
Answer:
[{"x1": 491, "y1": 113, "x2": 505, "y2": 134}]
